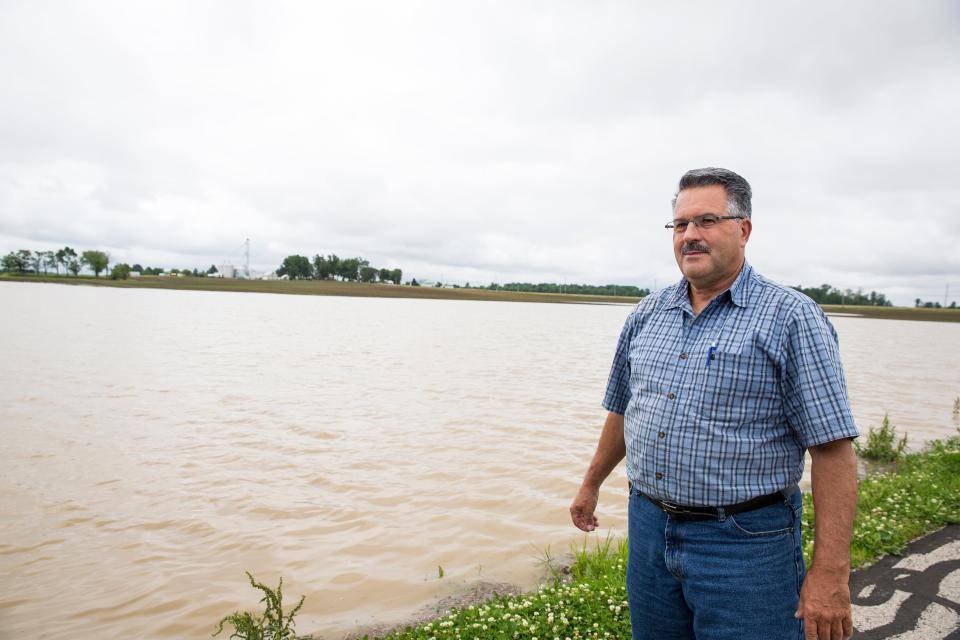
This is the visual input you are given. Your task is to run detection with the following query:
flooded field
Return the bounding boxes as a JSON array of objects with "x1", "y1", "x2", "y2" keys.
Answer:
[{"x1": 1, "y1": 282, "x2": 957, "y2": 639}]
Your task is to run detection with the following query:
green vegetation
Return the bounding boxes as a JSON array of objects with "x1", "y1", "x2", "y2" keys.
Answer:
[
  {"x1": 805, "y1": 430, "x2": 960, "y2": 568},
  {"x1": 214, "y1": 572, "x2": 305, "y2": 640},
  {"x1": 0, "y1": 273, "x2": 641, "y2": 305},
  {"x1": 110, "y1": 263, "x2": 132, "y2": 280},
  {"x1": 80, "y1": 249, "x2": 110, "y2": 277},
  {"x1": 483, "y1": 282, "x2": 648, "y2": 298},
  {"x1": 206, "y1": 428, "x2": 959, "y2": 639},
  {"x1": 362, "y1": 433, "x2": 959, "y2": 640},
  {"x1": 819, "y1": 304, "x2": 960, "y2": 323},
  {"x1": 793, "y1": 284, "x2": 892, "y2": 306},
  {"x1": 915, "y1": 298, "x2": 957, "y2": 309},
  {"x1": 276, "y1": 253, "x2": 402, "y2": 284},
  {"x1": 369, "y1": 537, "x2": 631, "y2": 640},
  {"x1": 855, "y1": 414, "x2": 908, "y2": 462}
]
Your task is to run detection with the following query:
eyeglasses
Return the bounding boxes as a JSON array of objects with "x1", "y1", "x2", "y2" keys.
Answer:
[{"x1": 665, "y1": 214, "x2": 744, "y2": 234}]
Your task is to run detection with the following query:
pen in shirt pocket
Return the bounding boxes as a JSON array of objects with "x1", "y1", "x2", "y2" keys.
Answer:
[{"x1": 705, "y1": 340, "x2": 717, "y2": 367}]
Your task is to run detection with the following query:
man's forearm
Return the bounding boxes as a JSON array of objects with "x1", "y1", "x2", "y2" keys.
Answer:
[
  {"x1": 581, "y1": 411, "x2": 626, "y2": 489},
  {"x1": 809, "y1": 438, "x2": 857, "y2": 572}
]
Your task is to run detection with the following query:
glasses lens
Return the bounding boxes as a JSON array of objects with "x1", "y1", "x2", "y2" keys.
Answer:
[{"x1": 697, "y1": 215, "x2": 719, "y2": 229}]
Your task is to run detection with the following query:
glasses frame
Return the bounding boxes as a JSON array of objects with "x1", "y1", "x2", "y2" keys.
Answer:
[{"x1": 665, "y1": 214, "x2": 745, "y2": 233}]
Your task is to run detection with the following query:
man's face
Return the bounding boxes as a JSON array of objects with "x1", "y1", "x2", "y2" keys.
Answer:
[{"x1": 672, "y1": 184, "x2": 752, "y2": 288}]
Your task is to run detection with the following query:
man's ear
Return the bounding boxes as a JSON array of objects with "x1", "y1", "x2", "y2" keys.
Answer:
[{"x1": 739, "y1": 218, "x2": 752, "y2": 247}]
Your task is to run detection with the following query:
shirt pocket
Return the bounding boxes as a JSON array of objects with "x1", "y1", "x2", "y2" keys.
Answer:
[{"x1": 697, "y1": 342, "x2": 779, "y2": 423}]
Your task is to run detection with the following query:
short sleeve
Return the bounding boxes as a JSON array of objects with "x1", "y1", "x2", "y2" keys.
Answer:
[
  {"x1": 780, "y1": 303, "x2": 860, "y2": 448},
  {"x1": 602, "y1": 314, "x2": 635, "y2": 415}
]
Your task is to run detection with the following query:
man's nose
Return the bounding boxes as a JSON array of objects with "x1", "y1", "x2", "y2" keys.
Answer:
[{"x1": 681, "y1": 221, "x2": 704, "y2": 240}]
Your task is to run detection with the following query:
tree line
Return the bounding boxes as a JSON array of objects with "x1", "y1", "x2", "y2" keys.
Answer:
[
  {"x1": 791, "y1": 284, "x2": 892, "y2": 306},
  {"x1": 1, "y1": 247, "x2": 117, "y2": 277},
  {"x1": 482, "y1": 282, "x2": 650, "y2": 297},
  {"x1": 0, "y1": 247, "x2": 209, "y2": 280},
  {"x1": 914, "y1": 298, "x2": 956, "y2": 309},
  {"x1": 277, "y1": 254, "x2": 402, "y2": 284}
]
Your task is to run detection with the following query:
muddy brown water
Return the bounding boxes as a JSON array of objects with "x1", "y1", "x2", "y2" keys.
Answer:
[{"x1": 1, "y1": 282, "x2": 958, "y2": 639}]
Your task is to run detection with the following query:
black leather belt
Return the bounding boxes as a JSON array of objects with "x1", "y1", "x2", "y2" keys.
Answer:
[{"x1": 632, "y1": 484, "x2": 796, "y2": 521}]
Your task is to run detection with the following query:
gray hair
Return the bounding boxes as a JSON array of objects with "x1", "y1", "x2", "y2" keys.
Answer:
[{"x1": 671, "y1": 167, "x2": 752, "y2": 219}]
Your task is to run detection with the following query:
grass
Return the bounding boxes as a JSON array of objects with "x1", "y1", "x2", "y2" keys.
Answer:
[
  {"x1": 0, "y1": 273, "x2": 638, "y2": 306},
  {"x1": 854, "y1": 413, "x2": 908, "y2": 462},
  {"x1": 361, "y1": 432, "x2": 960, "y2": 640},
  {"x1": 805, "y1": 431, "x2": 960, "y2": 568},
  {"x1": 211, "y1": 433, "x2": 959, "y2": 639},
  {"x1": 374, "y1": 538, "x2": 632, "y2": 640},
  {"x1": 820, "y1": 304, "x2": 960, "y2": 323},
  {"x1": 4, "y1": 274, "x2": 960, "y2": 320}
]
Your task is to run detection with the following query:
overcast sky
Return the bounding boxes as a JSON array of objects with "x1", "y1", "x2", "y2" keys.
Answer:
[{"x1": 1, "y1": 1, "x2": 958, "y2": 305}]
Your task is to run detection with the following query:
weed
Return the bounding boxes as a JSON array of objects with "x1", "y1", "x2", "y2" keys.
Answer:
[
  {"x1": 371, "y1": 437, "x2": 958, "y2": 640},
  {"x1": 855, "y1": 413, "x2": 908, "y2": 462},
  {"x1": 214, "y1": 572, "x2": 305, "y2": 640}
]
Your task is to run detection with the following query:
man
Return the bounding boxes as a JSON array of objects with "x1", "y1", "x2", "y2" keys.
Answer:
[{"x1": 570, "y1": 168, "x2": 859, "y2": 640}]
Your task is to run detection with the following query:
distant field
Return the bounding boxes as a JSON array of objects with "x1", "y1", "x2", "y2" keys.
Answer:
[
  {"x1": 3, "y1": 275, "x2": 958, "y2": 321},
  {"x1": 0, "y1": 274, "x2": 638, "y2": 305},
  {"x1": 820, "y1": 304, "x2": 960, "y2": 323}
]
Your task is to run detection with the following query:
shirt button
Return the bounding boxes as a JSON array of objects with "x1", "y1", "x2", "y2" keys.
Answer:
[
  {"x1": 658, "y1": 431, "x2": 665, "y2": 438},
  {"x1": 655, "y1": 472, "x2": 663, "y2": 480},
  {"x1": 667, "y1": 392, "x2": 676, "y2": 400},
  {"x1": 679, "y1": 352, "x2": 688, "y2": 359}
]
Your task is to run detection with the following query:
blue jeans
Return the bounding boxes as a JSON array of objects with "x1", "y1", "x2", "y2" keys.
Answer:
[{"x1": 626, "y1": 490, "x2": 805, "y2": 640}]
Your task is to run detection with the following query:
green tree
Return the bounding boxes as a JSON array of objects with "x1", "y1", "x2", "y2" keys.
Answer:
[
  {"x1": 2, "y1": 251, "x2": 29, "y2": 272},
  {"x1": 81, "y1": 250, "x2": 109, "y2": 277},
  {"x1": 15, "y1": 249, "x2": 32, "y2": 272},
  {"x1": 277, "y1": 255, "x2": 313, "y2": 280},
  {"x1": 337, "y1": 257, "x2": 360, "y2": 281},
  {"x1": 56, "y1": 247, "x2": 79, "y2": 275},
  {"x1": 390, "y1": 268, "x2": 402, "y2": 285},
  {"x1": 30, "y1": 250, "x2": 50, "y2": 273},
  {"x1": 325, "y1": 254, "x2": 340, "y2": 279},
  {"x1": 378, "y1": 268, "x2": 392, "y2": 283},
  {"x1": 359, "y1": 266, "x2": 378, "y2": 282},
  {"x1": 110, "y1": 263, "x2": 132, "y2": 280},
  {"x1": 40, "y1": 250, "x2": 56, "y2": 274},
  {"x1": 312, "y1": 254, "x2": 336, "y2": 280}
]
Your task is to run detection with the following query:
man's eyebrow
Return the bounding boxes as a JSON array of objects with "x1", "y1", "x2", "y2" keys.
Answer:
[{"x1": 673, "y1": 212, "x2": 725, "y2": 219}]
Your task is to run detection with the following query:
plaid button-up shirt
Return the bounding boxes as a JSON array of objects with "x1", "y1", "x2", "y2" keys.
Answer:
[{"x1": 603, "y1": 262, "x2": 859, "y2": 506}]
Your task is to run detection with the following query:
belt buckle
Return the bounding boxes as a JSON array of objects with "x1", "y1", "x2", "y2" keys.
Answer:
[{"x1": 660, "y1": 500, "x2": 686, "y2": 516}]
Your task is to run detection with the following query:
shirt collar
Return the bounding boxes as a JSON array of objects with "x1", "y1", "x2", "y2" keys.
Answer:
[{"x1": 666, "y1": 261, "x2": 753, "y2": 311}]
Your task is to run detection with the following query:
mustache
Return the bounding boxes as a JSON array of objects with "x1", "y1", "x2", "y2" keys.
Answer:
[{"x1": 681, "y1": 243, "x2": 710, "y2": 255}]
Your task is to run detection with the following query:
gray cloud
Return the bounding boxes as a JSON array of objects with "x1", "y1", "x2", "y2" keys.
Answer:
[{"x1": 1, "y1": 1, "x2": 958, "y2": 304}]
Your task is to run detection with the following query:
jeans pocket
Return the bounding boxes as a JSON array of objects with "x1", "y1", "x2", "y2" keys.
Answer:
[{"x1": 728, "y1": 502, "x2": 794, "y2": 537}]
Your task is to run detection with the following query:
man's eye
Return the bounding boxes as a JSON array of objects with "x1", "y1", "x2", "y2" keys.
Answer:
[
  {"x1": 698, "y1": 215, "x2": 719, "y2": 227},
  {"x1": 674, "y1": 222, "x2": 689, "y2": 231}
]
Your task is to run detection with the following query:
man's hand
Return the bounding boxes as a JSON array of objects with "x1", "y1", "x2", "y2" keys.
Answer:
[
  {"x1": 570, "y1": 484, "x2": 600, "y2": 532},
  {"x1": 571, "y1": 412, "x2": 625, "y2": 532},
  {"x1": 796, "y1": 566, "x2": 853, "y2": 640},
  {"x1": 802, "y1": 438, "x2": 858, "y2": 640}
]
